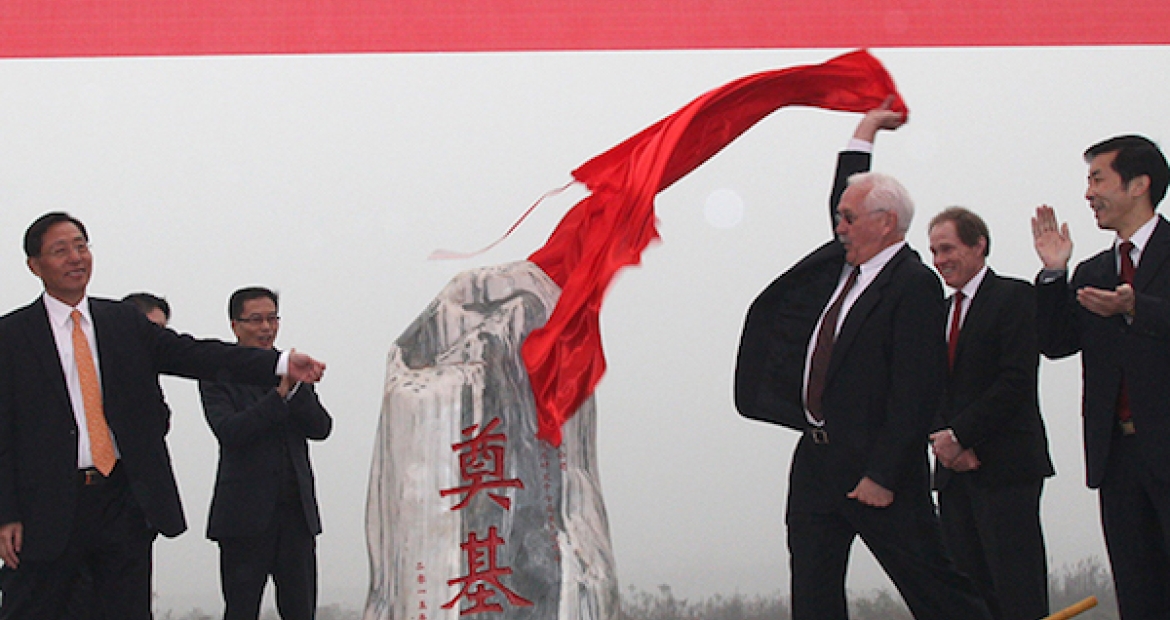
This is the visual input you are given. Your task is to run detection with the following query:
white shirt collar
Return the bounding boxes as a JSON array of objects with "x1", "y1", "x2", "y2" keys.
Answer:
[
  {"x1": 43, "y1": 292, "x2": 91, "y2": 329},
  {"x1": 957, "y1": 265, "x2": 989, "y2": 300},
  {"x1": 1119, "y1": 214, "x2": 1157, "y2": 253},
  {"x1": 856, "y1": 240, "x2": 906, "y2": 278},
  {"x1": 1118, "y1": 214, "x2": 1155, "y2": 249}
]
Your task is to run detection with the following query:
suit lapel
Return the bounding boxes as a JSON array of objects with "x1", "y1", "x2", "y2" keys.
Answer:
[
  {"x1": 22, "y1": 298, "x2": 73, "y2": 413},
  {"x1": 90, "y1": 299, "x2": 111, "y2": 391},
  {"x1": 1135, "y1": 216, "x2": 1170, "y2": 291},
  {"x1": 953, "y1": 270, "x2": 998, "y2": 363},
  {"x1": 826, "y1": 245, "x2": 910, "y2": 380}
]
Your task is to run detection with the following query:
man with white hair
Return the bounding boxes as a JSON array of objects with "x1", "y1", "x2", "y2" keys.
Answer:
[{"x1": 736, "y1": 105, "x2": 990, "y2": 620}]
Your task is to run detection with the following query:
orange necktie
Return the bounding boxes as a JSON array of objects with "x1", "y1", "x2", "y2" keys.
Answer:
[{"x1": 71, "y1": 310, "x2": 115, "y2": 476}]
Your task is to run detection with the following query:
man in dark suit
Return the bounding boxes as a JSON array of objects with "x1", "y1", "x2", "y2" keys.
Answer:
[
  {"x1": 735, "y1": 106, "x2": 990, "y2": 620},
  {"x1": 49, "y1": 293, "x2": 174, "y2": 620},
  {"x1": 198, "y1": 286, "x2": 331, "y2": 620},
  {"x1": 1032, "y1": 135, "x2": 1170, "y2": 620},
  {"x1": 927, "y1": 207, "x2": 1054, "y2": 620},
  {"x1": 0, "y1": 212, "x2": 325, "y2": 620}
]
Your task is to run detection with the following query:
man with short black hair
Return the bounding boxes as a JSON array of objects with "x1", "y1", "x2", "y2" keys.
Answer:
[
  {"x1": 122, "y1": 292, "x2": 171, "y2": 328},
  {"x1": 0, "y1": 212, "x2": 326, "y2": 620},
  {"x1": 200, "y1": 286, "x2": 332, "y2": 620},
  {"x1": 1033, "y1": 134, "x2": 1170, "y2": 619}
]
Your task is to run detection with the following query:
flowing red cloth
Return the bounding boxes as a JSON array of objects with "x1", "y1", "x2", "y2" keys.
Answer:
[{"x1": 525, "y1": 49, "x2": 907, "y2": 445}]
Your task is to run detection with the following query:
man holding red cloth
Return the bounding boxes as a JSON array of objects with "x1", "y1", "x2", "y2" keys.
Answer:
[{"x1": 735, "y1": 104, "x2": 991, "y2": 620}]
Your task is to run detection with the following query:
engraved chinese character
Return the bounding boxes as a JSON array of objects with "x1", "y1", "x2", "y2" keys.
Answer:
[
  {"x1": 442, "y1": 526, "x2": 533, "y2": 615},
  {"x1": 440, "y1": 418, "x2": 523, "y2": 510}
]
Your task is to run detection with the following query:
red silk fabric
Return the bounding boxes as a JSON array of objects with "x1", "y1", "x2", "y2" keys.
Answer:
[{"x1": 526, "y1": 49, "x2": 907, "y2": 445}]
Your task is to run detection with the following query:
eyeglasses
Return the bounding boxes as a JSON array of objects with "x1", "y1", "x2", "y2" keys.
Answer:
[
  {"x1": 834, "y1": 208, "x2": 890, "y2": 227},
  {"x1": 41, "y1": 241, "x2": 91, "y2": 261},
  {"x1": 235, "y1": 314, "x2": 280, "y2": 326}
]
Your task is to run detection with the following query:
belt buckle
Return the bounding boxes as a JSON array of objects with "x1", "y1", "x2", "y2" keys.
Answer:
[
  {"x1": 810, "y1": 428, "x2": 829, "y2": 445},
  {"x1": 82, "y1": 469, "x2": 103, "y2": 486},
  {"x1": 1119, "y1": 419, "x2": 1136, "y2": 436}
]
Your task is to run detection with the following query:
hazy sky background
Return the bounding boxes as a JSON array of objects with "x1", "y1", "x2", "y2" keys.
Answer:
[{"x1": 0, "y1": 46, "x2": 1166, "y2": 612}]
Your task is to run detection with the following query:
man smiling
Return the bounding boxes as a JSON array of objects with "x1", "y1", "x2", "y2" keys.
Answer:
[
  {"x1": 0, "y1": 212, "x2": 326, "y2": 620},
  {"x1": 1033, "y1": 135, "x2": 1170, "y2": 619},
  {"x1": 199, "y1": 287, "x2": 332, "y2": 620},
  {"x1": 929, "y1": 207, "x2": 1053, "y2": 620}
]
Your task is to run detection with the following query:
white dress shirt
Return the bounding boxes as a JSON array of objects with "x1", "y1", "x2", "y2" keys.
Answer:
[
  {"x1": 42, "y1": 293, "x2": 119, "y2": 469},
  {"x1": 802, "y1": 240, "x2": 907, "y2": 424}
]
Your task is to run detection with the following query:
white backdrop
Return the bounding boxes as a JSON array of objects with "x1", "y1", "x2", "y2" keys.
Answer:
[{"x1": 0, "y1": 46, "x2": 1164, "y2": 611}]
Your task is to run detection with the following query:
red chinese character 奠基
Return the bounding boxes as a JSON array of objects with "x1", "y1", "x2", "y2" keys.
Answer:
[{"x1": 440, "y1": 418, "x2": 524, "y2": 510}]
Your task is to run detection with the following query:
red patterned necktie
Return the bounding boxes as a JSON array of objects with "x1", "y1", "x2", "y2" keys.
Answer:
[
  {"x1": 1117, "y1": 241, "x2": 1135, "y2": 424},
  {"x1": 947, "y1": 292, "x2": 965, "y2": 370},
  {"x1": 806, "y1": 268, "x2": 859, "y2": 421},
  {"x1": 71, "y1": 310, "x2": 115, "y2": 475}
]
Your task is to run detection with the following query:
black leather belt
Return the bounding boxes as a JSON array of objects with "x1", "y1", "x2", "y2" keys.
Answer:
[
  {"x1": 78, "y1": 464, "x2": 120, "y2": 486},
  {"x1": 808, "y1": 427, "x2": 830, "y2": 444}
]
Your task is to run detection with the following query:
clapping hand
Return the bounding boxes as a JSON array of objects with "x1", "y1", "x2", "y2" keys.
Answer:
[{"x1": 287, "y1": 349, "x2": 326, "y2": 383}]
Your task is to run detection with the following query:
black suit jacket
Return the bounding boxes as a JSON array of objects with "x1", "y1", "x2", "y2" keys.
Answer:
[
  {"x1": 1037, "y1": 215, "x2": 1170, "y2": 488},
  {"x1": 0, "y1": 297, "x2": 281, "y2": 562},
  {"x1": 736, "y1": 151, "x2": 947, "y2": 513},
  {"x1": 198, "y1": 376, "x2": 331, "y2": 539},
  {"x1": 934, "y1": 270, "x2": 1054, "y2": 489}
]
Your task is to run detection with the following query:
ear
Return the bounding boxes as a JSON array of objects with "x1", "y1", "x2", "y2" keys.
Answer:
[
  {"x1": 975, "y1": 236, "x2": 988, "y2": 256},
  {"x1": 26, "y1": 256, "x2": 40, "y2": 278},
  {"x1": 882, "y1": 210, "x2": 900, "y2": 235},
  {"x1": 1127, "y1": 174, "x2": 1151, "y2": 198}
]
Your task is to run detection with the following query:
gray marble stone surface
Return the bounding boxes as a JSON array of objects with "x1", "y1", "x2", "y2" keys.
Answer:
[{"x1": 364, "y1": 260, "x2": 618, "y2": 620}]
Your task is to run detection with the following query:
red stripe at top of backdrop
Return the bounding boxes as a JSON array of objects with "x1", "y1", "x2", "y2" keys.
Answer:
[{"x1": 0, "y1": 0, "x2": 1166, "y2": 58}]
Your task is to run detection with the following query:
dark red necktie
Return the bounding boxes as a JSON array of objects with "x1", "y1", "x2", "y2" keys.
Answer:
[
  {"x1": 947, "y1": 292, "x2": 965, "y2": 370},
  {"x1": 1117, "y1": 241, "x2": 1135, "y2": 423},
  {"x1": 806, "y1": 268, "x2": 859, "y2": 421}
]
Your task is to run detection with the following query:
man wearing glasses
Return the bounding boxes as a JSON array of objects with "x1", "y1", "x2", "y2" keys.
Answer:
[
  {"x1": 0, "y1": 213, "x2": 325, "y2": 620},
  {"x1": 735, "y1": 106, "x2": 991, "y2": 620},
  {"x1": 199, "y1": 287, "x2": 333, "y2": 620}
]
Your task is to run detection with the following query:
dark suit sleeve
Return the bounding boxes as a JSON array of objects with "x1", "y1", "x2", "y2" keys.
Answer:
[
  {"x1": 123, "y1": 307, "x2": 279, "y2": 387},
  {"x1": 950, "y1": 282, "x2": 1039, "y2": 447},
  {"x1": 0, "y1": 332, "x2": 19, "y2": 526},
  {"x1": 829, "y1": 150, "x2": 872, "y2": 230},
  {"x1": 734, "y1": 150, "x2": 871, "y2": 427},
  {"x1": 199, "y1": 381, "x2": 286, "y2": 448},
  {"x1": 200, "y1": 380, "x2": 331, "y2": 448},
  {"x1": 1130, "y1": 282, "x2": 1170, "y2": 340},
  {"x1": 287, "y1": 384, "x2": 332, "y2": 441},
  {"x1": 1035, "y1": 270, "x2": 1081, "y2": 359},
  {"x1": 865, "y1": 266, "x2": 947, "y2": 490}
]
